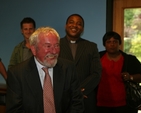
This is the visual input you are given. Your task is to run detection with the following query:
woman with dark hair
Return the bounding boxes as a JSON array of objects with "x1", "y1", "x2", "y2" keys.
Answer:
[{"x1": 97, "y1": 31, "x2": 141, "y2": 113}]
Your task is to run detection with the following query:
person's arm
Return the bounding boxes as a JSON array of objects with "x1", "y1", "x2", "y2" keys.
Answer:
[
  {"x1": 69, "y1": 64, "x2": 84, "y2": 113},
  {"x1": 122, "y1": 73, "x2": 141, "y2": 82},
  {"x1": 122, "y1": 55, "x2": 141, "y2": 83},
  {"x1": 0, "y1": 59, "x2": 7, "y2": 80},
  {"x1": 80, "y1": 43, "x2": 102, "y2": 97},
  {"x1": 6, "y1": 68, "x2": 24, "y2": 113}
]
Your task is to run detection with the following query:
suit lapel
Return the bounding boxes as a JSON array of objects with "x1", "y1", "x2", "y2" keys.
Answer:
[
  {"x1": 25, "y1": 57, "x2": 43, "y2": 105},
  {"x1": 60, "y1": 37, "x2": 73, "y2": 60},
  {"x1": 75, "y1": 38, "x2": 86, "y2": 65},
  {"x1": 60, "y1": 37, "x2": 86, "y2": 65},
  {"x1": 53, "y1": 63, "x2": 64, "y2": 108}
]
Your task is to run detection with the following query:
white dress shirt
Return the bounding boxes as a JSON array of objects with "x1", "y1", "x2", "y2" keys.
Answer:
[{"x1": 34, "y1": 57, "x2": 53, "y2": 88}]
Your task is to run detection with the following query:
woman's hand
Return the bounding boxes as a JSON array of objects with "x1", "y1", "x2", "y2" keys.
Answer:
[{"x1": 121, "y1": 72, "x2": 133, "y2": 81}]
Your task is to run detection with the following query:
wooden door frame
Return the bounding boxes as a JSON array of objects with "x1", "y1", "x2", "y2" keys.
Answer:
[
  {"x1": 106, "y1": 0, "x2": 141, "y2": 50},
  {"x1": 106, "y1": 0, "x2": 113, "y2": 32},
  {"x1": 106, "y1": 0, "x2": 124, "y2": 50}
]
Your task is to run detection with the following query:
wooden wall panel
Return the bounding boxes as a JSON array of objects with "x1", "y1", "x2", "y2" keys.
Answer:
[{"x1": 113, "y1": 0, "x2": 141, "y2": 49}]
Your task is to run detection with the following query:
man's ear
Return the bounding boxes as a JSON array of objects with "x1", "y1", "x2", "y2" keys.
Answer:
[
  {"x1": 30, "y1": 46, "x2": 36, "y2": 55},
  {"x1": 21, "y1": 29, "x2": 23, "y2": 34}
]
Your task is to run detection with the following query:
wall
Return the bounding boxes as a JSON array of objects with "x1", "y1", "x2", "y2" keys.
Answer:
[{"x1": 0, "y1": 0, "x2": 106, "y2": 84}]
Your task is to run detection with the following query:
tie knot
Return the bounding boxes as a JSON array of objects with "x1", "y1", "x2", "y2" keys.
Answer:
[{"x1": 42, "y1": 67, "x2": 48, "y2": 74}]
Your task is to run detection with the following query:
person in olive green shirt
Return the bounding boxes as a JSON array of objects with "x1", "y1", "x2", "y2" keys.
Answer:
[{"x1": 8, "y1": 17, "x2": 36, "y2": 69}]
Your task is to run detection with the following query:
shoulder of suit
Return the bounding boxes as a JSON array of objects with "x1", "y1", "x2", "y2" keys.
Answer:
[
  {"x1": 80, "y1": 38, "x2": 97, "y2": 45},
  {"x1": 57, "y1": 57, "x2": 75, "y2": 66},
  {"x1": 11, "y1": 57, "x2": 33, "y2": 71}
]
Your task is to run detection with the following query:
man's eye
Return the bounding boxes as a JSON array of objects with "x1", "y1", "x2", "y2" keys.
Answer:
[
  {"x1": 69, "y1": 21, "x2": 73, "y2": 24},
  {"x1": 55, "y1": 44, "x2": 60, "y2": 48},
  {"x1": 106, "y1": 41, "x2": 111, "y2": 43},
  {"x1": 47, "y1": 45, "x2": 51, "y2": 48},
  {"x1": 44, "y1": 45, "x2": 51, "y2": 48},
  {"x1": 77, "y1": 23, "x2": 82, "y2": 26}
]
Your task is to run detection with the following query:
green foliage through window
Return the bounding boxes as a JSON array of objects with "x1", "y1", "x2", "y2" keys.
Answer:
[{"x1": 124, "y1": 8, "x2": 141, "y2": 62}]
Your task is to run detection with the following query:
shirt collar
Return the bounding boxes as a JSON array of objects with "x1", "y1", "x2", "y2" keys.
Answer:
[{"x1": 34, "y1": 57, "x2": 53, "y2": 72}]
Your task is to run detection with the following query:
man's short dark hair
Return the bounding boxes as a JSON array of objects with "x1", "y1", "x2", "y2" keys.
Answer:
[
  {"x1": 103, "y1": 31, "x2": 122, "y2": 46},
  {"x1": 66, "y1": 14, "x2": 84, "y2": 27},
  {"x1": 20, "y1": 17, "x2": 36, "y2": 28}
]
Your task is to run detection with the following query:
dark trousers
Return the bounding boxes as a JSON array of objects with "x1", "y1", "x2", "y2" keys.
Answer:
[
  {"x1": 83, "y1": 91, "x2": 97, "y2": 113},
  {"x1": 97, "y1": 106, "x2": 138, "y2": 113}
]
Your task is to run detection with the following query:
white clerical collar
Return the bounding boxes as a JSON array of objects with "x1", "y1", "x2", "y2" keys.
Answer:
[{"x1": 70, "y1": 40, "x2": 76, "y2": 43}]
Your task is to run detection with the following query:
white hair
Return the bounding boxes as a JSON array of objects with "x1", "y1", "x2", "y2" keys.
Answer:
[{"x1": 29, "y1": 26, "x2": 60, "y2": 46}]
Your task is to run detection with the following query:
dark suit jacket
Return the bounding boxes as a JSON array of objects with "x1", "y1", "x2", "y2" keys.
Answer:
[
  {"x1": 59, "y1": 37, "x2": 102, "y2": 113},
  {"x1": 6, "y1": 57, "x2": 84, "y2": 113}
]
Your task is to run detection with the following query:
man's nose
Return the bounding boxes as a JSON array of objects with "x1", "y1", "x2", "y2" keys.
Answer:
[{"x1": 50, "y1": 47, "x2": 57, "y2": 53}]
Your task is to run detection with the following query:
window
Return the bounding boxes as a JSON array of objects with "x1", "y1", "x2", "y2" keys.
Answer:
[{"x1": 124, "y1": 8, "x2": 141, "y2": 61}]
